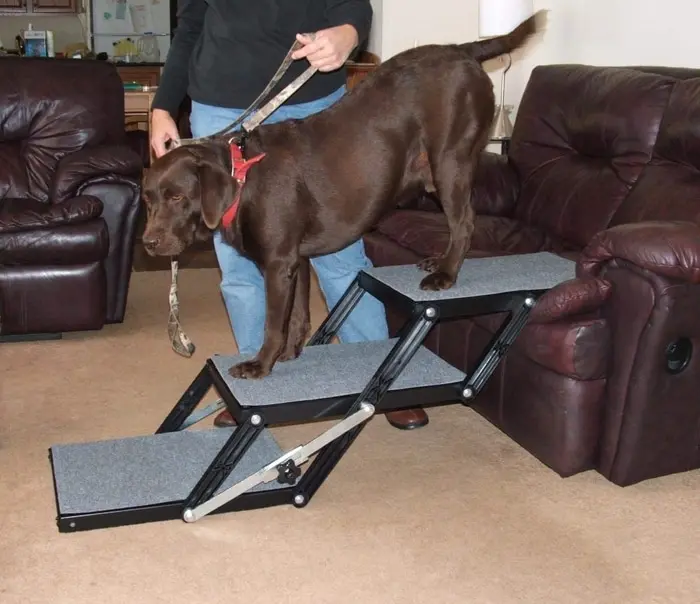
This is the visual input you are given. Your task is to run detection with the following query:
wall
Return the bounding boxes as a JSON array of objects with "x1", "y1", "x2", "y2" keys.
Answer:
[
  {"x1": 367, "y1": 0, "x2": 383, "y2": 58},
  {"x1": 367, "y1": 0, "x2": 480, "y2": 59},
  {"x1": 367, "y1": 0, "x2": 700, "y2": 115},
  {"x1": 505, "y1": 0, "x2": 700, "y2": 112}
]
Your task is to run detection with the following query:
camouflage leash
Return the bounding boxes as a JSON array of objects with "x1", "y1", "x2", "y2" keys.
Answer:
[
  {"x1": 166, "y1": 35, "x2": 318, "y2": 358},
  {"x1": 171, "y1": 33, "x2": 318, "y2": 148},
  {"x1": 168, "y1": 259, "x2": 195, "y2": 357}
]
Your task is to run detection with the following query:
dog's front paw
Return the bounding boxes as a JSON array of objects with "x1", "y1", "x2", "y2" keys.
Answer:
[
  {"x1": 228, "y1": 360, "x2": 270, "y2": 379},
  {"x1": 419, "y1": 271, "x2": 455, "y2": 291},
  {"x1": 418, "y1": 255, "x2": 443, "y2": 273}
]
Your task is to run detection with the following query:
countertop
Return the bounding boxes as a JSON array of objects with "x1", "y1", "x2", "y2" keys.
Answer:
[
  {"x1": 111, "y1": 61, "x2": 165, "y2": 67},
  {"x1": 0, "y1": 54, "x2": 164, "y2": 67}
]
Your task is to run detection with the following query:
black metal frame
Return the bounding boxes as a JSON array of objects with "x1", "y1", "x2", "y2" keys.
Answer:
[
  {"x1": 51, "y1": 469, "x2": 293, "y2": 533},
  {"x1": 460, "y1": 293, "x2": 538, "y2": 400},
  {"x1": 50, "y1": 267, "x2": 545, "y2": 533}
]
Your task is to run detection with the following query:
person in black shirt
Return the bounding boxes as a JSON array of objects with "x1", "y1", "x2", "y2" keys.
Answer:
[
  {"x1": 150, "y1": 0, "x2": 375, "y2": 150},
  {"x1": 149, "y1": 0, "x2": 430, "y2": 432}
]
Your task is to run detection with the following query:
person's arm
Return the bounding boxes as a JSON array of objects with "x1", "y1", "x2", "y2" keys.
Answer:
[
  {"x1": 151, "y1": 0, "x2": 207, "y2": 117},
  {"x1": 324, "y1": 0, "x2": 373, "y2": 50}
]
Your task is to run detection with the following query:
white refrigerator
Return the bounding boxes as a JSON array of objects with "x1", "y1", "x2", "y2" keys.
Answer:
[{"x1": 90, "y1": 0, "x2": 172, "y2": 62}]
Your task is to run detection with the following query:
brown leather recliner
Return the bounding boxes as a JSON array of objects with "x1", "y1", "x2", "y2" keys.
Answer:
[
  {"x1": 363, "y1": 64, "x2": 700, "y2": 487},
  {"x1": 0, "y1": 56, "x2": 143, "y2": 337}
]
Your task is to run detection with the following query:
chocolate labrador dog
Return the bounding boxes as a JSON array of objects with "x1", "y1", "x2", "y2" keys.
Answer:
[{"x1": 142, "y1": 11, "x2": 545, "y2": 379}]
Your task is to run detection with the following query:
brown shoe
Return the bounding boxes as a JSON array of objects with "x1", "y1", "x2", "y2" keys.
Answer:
[
  {"x1": 386, "y1": 408, "x2": 429, "y2": 430},
  {"x1": 213, "y1": 410, "x2": 236, "y2": 428}
]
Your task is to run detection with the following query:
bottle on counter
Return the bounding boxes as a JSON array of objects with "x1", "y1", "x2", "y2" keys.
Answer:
[{"x1": 46, "y1": 31, "x2": 55, "y2": 57}]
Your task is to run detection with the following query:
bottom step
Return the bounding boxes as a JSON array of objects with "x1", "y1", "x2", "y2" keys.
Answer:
[{"x1": 50, "y1": 427, "x2": 292, "y2": 532}]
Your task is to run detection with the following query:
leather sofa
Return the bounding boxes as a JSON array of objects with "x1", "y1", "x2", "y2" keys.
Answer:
[
  {"x1": 0, "y1": 57, "x2": 143, "y2": 337},
  {"x1": 363, "y1": 64, "x2": 700, "y2": 487}
]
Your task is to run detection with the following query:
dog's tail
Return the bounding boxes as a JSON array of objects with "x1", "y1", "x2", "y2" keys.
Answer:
[{"x1": 462, "y1": 9, "x2": 547, "y2": 63}]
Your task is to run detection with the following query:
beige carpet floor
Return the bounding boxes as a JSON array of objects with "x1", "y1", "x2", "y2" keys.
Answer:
[{"x1": 1, "y1": 268, "x2": 699, "y2": 604}]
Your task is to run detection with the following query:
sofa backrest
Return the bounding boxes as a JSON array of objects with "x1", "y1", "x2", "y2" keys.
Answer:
[
  {"x1": 508, "y1": 64, "x2": 700, "y2": 249},
  {"x1": 0, "y1": 57, "x2": 126, "y2": 203},
  {"x1": 610, "y1": 74, "x2": 700, "y2": 226}
]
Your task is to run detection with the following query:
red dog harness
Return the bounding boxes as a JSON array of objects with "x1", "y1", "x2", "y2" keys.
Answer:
[{"x1": 221, "y1": 143, "x2": 266, "y2": 229}]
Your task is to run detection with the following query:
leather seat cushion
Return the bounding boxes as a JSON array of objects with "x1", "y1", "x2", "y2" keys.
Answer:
[
  {"x1": 0, "y1": 196, "x2": 103, "y2": 233},
  {"x1": 0, "y1": 220, "x2": 109, "y2": 266},
  {"x1": 0, "y1": 196, "x2": 108, "y2": 265}
]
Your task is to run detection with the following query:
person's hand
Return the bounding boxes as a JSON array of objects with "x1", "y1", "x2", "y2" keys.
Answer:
[
  {"x1": 291, "y1": 25, "x2": 359, "y2": 72},
  {"x1": 150, "y1": 108, "x2": 181, "y2": 159}
]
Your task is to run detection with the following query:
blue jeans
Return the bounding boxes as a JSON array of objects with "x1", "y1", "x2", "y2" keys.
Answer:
[{"x1": 189, "y1": 87, "x2": 389, "y2": 356}]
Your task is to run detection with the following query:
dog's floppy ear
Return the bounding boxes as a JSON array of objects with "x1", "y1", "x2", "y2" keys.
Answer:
[{"x1": 193, "y1": 150, "x2": 233, "y2": 229}]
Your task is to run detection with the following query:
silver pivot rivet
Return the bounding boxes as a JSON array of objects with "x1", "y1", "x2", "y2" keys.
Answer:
[
  {"x1": 462, "y1": 386, "x2": 474, "y2": 399},
  {"x1": 294, "y1": 494, "x2": 306, "y2": 506},
  {"x1": 525, "y1": 297, "x2": 536, "y2": 308},
  {"x1": 425, "y1": 307, "x2": 437, "y2": 319},
  {"x1": 251, "y1": 414, "x2": 262, "y2": 426},
  {"x1": 182, "y1": 508, "x2": 195, "y2": 523}
]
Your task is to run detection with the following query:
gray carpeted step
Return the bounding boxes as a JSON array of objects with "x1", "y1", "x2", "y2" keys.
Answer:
[
  {"x1": 362, "y1": 252, "x2": 576, "y2": 302},
  {"x1": 211, "y1": 339, "x2": 466, "y2": 408},
  {"x1": 50, "y1": 427, "x2": 287, "y2": 516}
]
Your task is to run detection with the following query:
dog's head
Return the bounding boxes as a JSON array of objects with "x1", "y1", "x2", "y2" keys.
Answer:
[{"x1": 141, "y1": 142, "x2": 235, "y2": 257}]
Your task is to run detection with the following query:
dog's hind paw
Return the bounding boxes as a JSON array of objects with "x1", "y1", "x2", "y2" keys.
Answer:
[
  {"x1": 419, "y1": 271, "x2": 455, "y2": 291},
  {"x1": 228, "y1": 360, "x2": 270, "y2": 380}
]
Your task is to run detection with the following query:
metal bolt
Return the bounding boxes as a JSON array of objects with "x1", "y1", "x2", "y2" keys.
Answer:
[
  {"x1": 251, "y1": 414, "x2": 262, "y2": 426},
  {"x1": 425, "y1": 307, "x2": 437, "y2": 319},
  {"x1": 183, "y1": 508, "x2": 195, "y2": 523},
  {"x1": 294, "y1": 494, "x2": 306, "y2": 506},
  {"x1": 525, "y1": 297, "x2": 536, "y2": 308},
  {"x1": 462, "y1": 386, "x2": 474, "y2": 399}
]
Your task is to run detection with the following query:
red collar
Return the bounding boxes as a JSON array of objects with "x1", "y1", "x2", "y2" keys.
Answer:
[{"x1": 221, "y1": 143, "x2": 266, "y2": 228}]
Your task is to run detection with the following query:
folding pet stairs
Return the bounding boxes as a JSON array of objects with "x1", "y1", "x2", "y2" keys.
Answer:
[{"x1": 49, "y1": 252, "x2": 576, "y2": 532}]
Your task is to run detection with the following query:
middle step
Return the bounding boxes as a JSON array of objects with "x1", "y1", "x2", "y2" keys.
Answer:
[{"x1": 209, "y1": 339, "x2": 466, "y2": 424}]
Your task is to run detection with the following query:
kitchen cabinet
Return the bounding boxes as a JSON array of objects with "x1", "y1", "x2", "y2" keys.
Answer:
[{"x1": 0, "y1": 0, "x2": 81, "y2": 14}]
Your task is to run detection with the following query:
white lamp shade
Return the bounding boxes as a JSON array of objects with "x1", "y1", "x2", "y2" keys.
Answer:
[{"x1": 478, "y1": 0, "x2": 534, "y2": 38}]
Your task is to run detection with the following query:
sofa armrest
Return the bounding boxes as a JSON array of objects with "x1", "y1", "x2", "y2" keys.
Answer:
[
  {"x1": 0, "y1": 195, "x2": 103, "y2": 234},
  {"x1": 51, "y1": 144, "x2": 143, "y2": 204},
  {"x1": 471, "y1": 151, "x2": 520, "y2": 217},
  {"x1": 575, "y1": 220, "x2": 700, "y2": 486},
  {"x1": 578, "y1": 221, "x2": 700, "y2": 284},
  {"x1": 529, "y1": 276, "x2": 612, "y2": 324}
]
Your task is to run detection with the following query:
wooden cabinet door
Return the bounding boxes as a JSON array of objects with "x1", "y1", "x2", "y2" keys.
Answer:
[
  {"x1": 31, "y1": 0, "x2": 78, "y2": 13},
  {"x1": 0, "y1": 0, "x2": 27, "y2": 13}
]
